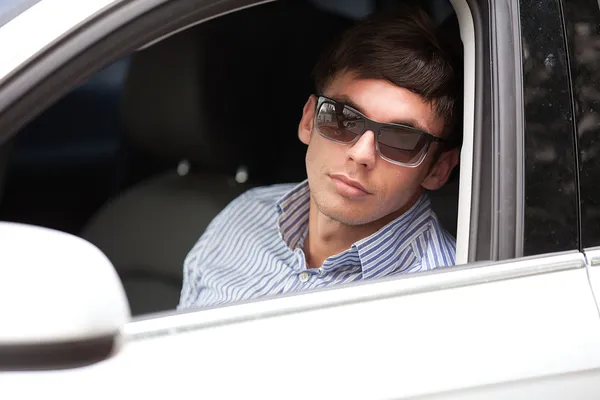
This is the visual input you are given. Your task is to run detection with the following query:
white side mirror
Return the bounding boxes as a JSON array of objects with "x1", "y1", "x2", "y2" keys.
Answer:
[{"x1": 0, "y1": 222, "x2": 130, "y2": 370}]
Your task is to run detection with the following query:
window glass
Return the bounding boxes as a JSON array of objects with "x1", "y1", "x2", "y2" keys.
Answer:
[
  {"x1": 520, "y1": 0, "x2": 579, "y2": 255},
  {"x1": 561, "y1": 0, "x2": 600, "y2": 249}
]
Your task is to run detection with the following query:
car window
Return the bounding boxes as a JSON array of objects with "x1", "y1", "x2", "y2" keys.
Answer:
[
  {"x1": 0, "y1": 0, "x2": 471, "y2": 318},
  {"x1": 561, "y1": 0, "x2": 600, "y2": 251}
]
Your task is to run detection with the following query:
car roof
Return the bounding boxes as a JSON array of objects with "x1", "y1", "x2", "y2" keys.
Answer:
[{"x1": 0, "y1": 0, "x2": 42, "y2": 28}]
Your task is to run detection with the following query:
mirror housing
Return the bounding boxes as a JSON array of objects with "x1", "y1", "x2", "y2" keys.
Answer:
[{"x1": 0, "y1": 222, "x2": 130, "y2": 370}]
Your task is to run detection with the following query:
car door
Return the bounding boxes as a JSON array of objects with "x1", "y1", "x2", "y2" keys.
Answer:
[{"x1": 1, "y1": 0, "x2": 600, "y2": 398}]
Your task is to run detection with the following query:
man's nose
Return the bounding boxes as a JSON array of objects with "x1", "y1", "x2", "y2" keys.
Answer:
[{"x1": 347, "y1": 130, "x2": 378, "y2": 169}]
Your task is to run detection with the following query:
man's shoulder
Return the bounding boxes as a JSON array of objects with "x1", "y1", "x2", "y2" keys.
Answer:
[
  {"x1": 215, "y1": 182, "x2": 299, "y2": 220},
  {"x1": 420, "y1": 207, "x2": 457, "y2": 267},
  {"x1": 399, "y1": 195, "x2": 456, "y2": 269},
  {"x1": 192, "y1": 183, "x2": 298, "y2": 247},
  {"x1": 242, "y1": 183, "x2": 299, "y2": 203}
]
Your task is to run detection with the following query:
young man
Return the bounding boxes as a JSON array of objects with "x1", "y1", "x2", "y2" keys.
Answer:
[{"x1": 178, "y1": 7, "x2": 462, "y2": 309}]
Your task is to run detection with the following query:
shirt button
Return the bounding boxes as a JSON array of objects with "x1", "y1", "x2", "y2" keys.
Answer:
[{"x1": 299, "y1": 272, "x2": 310, "y2": 282}]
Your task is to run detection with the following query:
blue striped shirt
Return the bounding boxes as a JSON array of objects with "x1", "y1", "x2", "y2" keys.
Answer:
[{"x1": 179, "y1": 180, "x2": 456, "y2": 309}]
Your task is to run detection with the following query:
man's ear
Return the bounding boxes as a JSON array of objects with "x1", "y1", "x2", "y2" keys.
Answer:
[
  {"x1": 298, "y1": 95, "x2": 317, "y2": 145},
  {"x1": 421, "y1": 148, "x2": 460, "y2": 190}
]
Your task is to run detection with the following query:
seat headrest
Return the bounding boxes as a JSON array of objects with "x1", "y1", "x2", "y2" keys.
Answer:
[
  {"x1": 122, "y1": 27, "x2": 234, "y2": 171},
  {"x1": 122, "y1": 1, "x2": 353, "y2": 180}
]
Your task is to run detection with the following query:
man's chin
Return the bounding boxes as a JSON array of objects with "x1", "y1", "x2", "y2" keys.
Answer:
[{"x1": 311, "y1": 190, "x2": 379, "y2": 224}]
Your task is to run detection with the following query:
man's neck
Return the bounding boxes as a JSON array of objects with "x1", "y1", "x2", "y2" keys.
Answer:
[{"x1": 302, "y1": 193, "x2": 421, "y2": 269}]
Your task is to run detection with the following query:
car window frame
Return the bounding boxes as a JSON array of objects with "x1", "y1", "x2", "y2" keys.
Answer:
[{"x1": 470, "y1": 0, "x2": 525, "y2": 261}]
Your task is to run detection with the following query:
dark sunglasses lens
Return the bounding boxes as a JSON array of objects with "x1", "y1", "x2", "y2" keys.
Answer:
[
  {"x1": 378, "y1": 126, "x2": 430, "y2": 164},
  {"x1": 316, "y1": 101, "x2": 365, "y2": 143}
]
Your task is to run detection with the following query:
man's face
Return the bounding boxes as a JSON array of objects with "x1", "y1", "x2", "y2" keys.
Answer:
[{"x1": 298, "y1": 72, "x2": 459, "y2": 226}]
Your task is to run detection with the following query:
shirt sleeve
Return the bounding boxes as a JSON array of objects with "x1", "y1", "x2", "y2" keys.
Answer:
[{"x1": 177, "y1": 190, "x2": 250, "y2": 309}]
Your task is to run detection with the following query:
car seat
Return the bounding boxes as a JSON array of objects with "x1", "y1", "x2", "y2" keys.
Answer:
[{"x1": 0, "y1": 138, "x2": 12, "y2": 205}]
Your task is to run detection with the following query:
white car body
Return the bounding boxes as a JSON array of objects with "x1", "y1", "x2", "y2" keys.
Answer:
[{"x1": 1, "y1": 0, "x2": 600, "y2": 399}]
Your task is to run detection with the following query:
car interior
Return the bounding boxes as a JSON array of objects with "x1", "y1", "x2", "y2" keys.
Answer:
[{"x1": 0, "y1": 0, "x2": 463, "y2": 316}]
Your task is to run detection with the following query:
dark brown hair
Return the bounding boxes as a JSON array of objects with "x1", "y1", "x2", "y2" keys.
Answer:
[{"x1": 313, "y1": 5, "x2": 462, "y2": 141}]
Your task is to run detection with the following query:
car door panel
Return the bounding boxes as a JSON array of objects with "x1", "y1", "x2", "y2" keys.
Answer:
[
  {"x1": 3, "y1": 253, "x2": 600, "y2": 399},
  {"x1": 418, "y1": 367, "x2": 600, "y2": 399}
]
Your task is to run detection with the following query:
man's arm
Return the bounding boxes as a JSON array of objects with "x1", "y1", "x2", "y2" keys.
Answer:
[
  {"x1": 178, "y1": 225, "x2": 214, "y2": 309},
  {"x1": 177, "y1": 190, "x2": 251, "y2": 309}
]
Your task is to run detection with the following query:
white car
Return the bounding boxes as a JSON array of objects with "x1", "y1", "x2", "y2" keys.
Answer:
[{"x1": 2, "y1": 0, "x2": 600, "y2": 398}]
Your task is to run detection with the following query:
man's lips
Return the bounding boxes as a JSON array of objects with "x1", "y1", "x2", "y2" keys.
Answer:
[{"x1": 329, "y1": 174, "x2": 372, "y2": 195}]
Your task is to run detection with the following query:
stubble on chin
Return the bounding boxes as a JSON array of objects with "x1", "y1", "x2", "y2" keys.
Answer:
[{"x1": 309, "y1": 189, "x2": 380, "y2": 226}]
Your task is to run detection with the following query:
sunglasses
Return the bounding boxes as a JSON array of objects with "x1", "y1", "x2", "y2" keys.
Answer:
[{"x1": 314, "y1": 95, "x2": 447, "y2": 167}]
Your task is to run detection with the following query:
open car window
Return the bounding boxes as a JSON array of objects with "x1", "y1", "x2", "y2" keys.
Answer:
[{"x1": 0, "y1": 0, "x2": 520, "y2": 320}]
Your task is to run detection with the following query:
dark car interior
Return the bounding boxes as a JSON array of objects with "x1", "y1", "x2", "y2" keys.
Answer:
[{"x1": 0, "y1": 0, "x2": 462, "y2": 316}]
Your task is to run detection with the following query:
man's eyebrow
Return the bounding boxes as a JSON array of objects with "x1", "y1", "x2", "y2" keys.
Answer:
[{"x1": 333, "y1": 95, "x2": 431, "y2": 133}]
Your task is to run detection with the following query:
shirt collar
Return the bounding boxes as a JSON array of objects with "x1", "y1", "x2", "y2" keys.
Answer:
[
  {"x1": 354, "y1": 194, "x2": 431, "y2": 279},
  {"x1": 276, "y1": 180, "x2": 432, "y2": 277}
]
